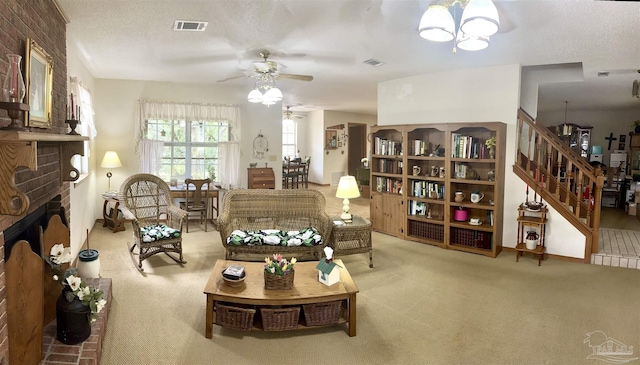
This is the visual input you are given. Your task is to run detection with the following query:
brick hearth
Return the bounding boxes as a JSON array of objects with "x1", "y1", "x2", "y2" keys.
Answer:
[{"x1": 40, "y1": 278, "x2": 112, "y2": 365}]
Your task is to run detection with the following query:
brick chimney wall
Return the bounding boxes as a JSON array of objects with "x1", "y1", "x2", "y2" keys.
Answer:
[{"x1": 0, "y1": 0, "x2": 70, "y2": 363}]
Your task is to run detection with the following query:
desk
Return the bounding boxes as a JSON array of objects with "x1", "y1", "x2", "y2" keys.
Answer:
[
  {"x1": 101, "y1": 194, "x2": 125, "y2": 233},
  {"x1": 169, "y1": 185, "x2": 220, "y2": 222}
]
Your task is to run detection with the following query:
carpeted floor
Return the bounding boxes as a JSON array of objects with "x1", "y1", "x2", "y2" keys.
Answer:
[{"x1": 92, "y1": 187, "x2": 640, "y2": 365}]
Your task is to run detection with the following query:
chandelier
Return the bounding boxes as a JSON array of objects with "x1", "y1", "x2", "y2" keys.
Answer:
[
  {"x1": 247, "y1": 74, "x2": 282, "y2": 106},
  {"x1": 418, "y1": 0, "x2": 500, "y2": 53}
]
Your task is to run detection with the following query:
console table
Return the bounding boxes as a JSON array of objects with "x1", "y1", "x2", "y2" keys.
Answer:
[{"x1": 203, "y1": 259, "x2": 358, "y2": 338}]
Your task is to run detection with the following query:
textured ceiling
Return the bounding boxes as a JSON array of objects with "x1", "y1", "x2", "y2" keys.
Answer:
[{"x1": 58, "y1": 0, "x2": 640, "y2": 115}]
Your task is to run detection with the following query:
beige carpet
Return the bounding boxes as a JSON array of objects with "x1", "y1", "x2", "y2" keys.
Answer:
[{"x1": 91, "y1": 189, "x2": 640, "y2": 365}]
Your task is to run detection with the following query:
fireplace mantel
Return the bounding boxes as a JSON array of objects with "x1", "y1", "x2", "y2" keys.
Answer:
[{"x1": 0, "y1": 131, "x2": 88, "y2": 216}]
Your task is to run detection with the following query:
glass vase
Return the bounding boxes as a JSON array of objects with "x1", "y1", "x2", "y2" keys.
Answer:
[{"x1": 2, "y1": 54, "x2": 26, "y2": 103}]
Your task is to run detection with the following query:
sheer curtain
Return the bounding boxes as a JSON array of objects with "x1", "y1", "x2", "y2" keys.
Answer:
[
  {"x1": 218, "y1": 142, "x2": 241, "y2": 190},
  {"x1": 69, "y1": 77, "x2": 97, "y2": 174},
  {"x1": 135, "y1": 100, "x2": 241, "y2": 182},
  {"x1": 138, "y1": 140, "x2": 164, "y2": 174}
]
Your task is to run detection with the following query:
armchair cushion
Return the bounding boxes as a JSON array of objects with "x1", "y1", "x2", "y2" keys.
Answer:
[{"x1": 140, "y1": 224, "x2": 181, "y2": 243}]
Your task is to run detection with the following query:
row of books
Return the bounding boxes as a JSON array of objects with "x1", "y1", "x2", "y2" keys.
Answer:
[
  {"x1": 411, "y1": 181, "x2": 444, "y2": 199},
  {"x1": 374, "y1": 136, "x2": 402, "y2": 156},
  {"x1": 376, "y1": 159, "x2": 403, "y2": 174},
  {"x1": 375, "y1": 177, "x2": 402, "y2": 194},
  {"x1": 451, "y1": 133, "x2": 491, "y2": 159},
  {"x1": 452, "y1": 162, "x2": 470, "y2": 179},
  {"x1": 411, "y1": 140, "x2": 431, "y2": 156},
  {"x1": 408, "y1": 200, "x2": 429, "y2": 216}
]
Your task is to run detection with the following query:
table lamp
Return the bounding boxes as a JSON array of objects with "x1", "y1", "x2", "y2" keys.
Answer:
[
  {"x1": 100, "y1": 151, "x2": 122, "y2": 192},
  {"x1": 336, "y1": 175, "x2": 360, "y2": 222}
]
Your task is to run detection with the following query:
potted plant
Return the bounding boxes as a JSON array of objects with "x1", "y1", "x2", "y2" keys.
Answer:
[
  {"x1": 485, "y1": 137, "x2": 497, "y2": 159},
  {"x1": 264, "y1": 254, "x2": 296, "y2": 289}
]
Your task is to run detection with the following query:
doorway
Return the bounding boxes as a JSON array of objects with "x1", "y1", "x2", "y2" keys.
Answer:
[{"x1": 348, "y1": 124, "x2": 367, "y2": 176}]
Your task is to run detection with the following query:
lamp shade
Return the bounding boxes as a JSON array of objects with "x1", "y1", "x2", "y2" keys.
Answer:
[
  {"x1": 100, "y1": 151, "x2": 122, "y2": 169},
  {"x1": 460, "y1": 0, "x2": 500, "y2": 37},
  {"x1": 262, "y1": 87, "x2": 283, "y2": 104},
  {"x1": 336, "y1": 176, "x2": 361, "y2": 199},
  {"x1": 456, "y1": 32, "x2": 490, "y2": 51},
  {"x1": 247, "y1": 89, "x2": 263, "y2": 103},
  {"x1": 418, "y1": 5, "x2": 455, "y2": 42}
]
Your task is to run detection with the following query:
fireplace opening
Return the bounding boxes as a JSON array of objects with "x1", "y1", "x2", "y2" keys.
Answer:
[{"x1": 3, "y1": 195, "x2": 64, "y2": 260}]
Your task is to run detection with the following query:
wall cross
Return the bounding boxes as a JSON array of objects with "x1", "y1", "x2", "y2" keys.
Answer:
[{"x1": 604, "y1": 133, "x2": 617, "y2": 150}]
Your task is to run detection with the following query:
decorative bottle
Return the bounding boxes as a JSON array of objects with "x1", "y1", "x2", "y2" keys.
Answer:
[{"x1": 2, "y1": 54, "x2": 26, "y2": 103}]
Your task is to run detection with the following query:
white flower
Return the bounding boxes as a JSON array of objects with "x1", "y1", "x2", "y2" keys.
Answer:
[
  {"x1": 66, "y1": 275, "x2": 82, "y2": 291},
  {"x1": 361, "y1": 157, "x2": 368, "y2": 163},
  {"x1": 287, "y1": 230, "x2": 300, "y2": 236},
  {"x1": 50, "y1": 243, "x2": 64, "y2": 257},
  {"x1": 96, "y1": 299, "x2": 107, "y2": 313},
  {"x1": 52, "y1": 274, "x2": 59, "y2": 281},
  {"x1": 77, "y1": 286, "x2": 90, "y2": 300},
  {"x1": 291, "y1": 257, "x2": 297, "y2": 264},
  {"x1": 264, "y1": 235, "x2": 281, "y2": 245}
]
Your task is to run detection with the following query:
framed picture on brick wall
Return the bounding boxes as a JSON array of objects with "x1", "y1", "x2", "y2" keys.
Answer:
[{"x1": 24, "y1": 38, "x2": 53, "y2": 129}]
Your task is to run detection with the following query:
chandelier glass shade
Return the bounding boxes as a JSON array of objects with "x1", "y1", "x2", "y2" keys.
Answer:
[
  {"x1": 418, "y1": 0, "x2": 499, "y2": 52},
  {"x1": 247, "y1": 76, "x2": 282, "y2": 106}
]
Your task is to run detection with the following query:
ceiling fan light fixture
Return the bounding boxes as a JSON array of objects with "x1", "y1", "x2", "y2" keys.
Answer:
[
  {"x1": 459, "y1": 0, "x2": 500, "y2": 37},
  {"x1": 456, "y1": 31, "x2": 489, "y2": 51},
  {"x1": 262, "y1": 87, "x2": 283, "y2": 104},
  {"x1": 248, "y1": 88, "x2": 263, "y2": 103},
  {"x1": 418, "y1": 5, "x2": 455, "y2": 42}
]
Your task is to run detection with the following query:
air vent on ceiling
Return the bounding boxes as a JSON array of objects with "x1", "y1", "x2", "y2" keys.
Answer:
[
  {"x1": 173, "y1": 20, "x2": 208, "y2": 31},
  {"x1": 362, "y1": 58, "x2": 385, "y2": 67},
  {"x1": 633, "y1": 80, "x2": 640, "y2": 99}
]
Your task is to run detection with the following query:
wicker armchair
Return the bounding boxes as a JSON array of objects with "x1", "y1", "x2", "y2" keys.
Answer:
[{"x1": 118, "y1": 173, "x2": 187, "y2": 272}]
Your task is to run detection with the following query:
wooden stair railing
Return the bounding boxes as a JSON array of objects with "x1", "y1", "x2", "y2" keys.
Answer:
[{"x1": 513, "y1": 108, "x2": 603, "y2": 263}]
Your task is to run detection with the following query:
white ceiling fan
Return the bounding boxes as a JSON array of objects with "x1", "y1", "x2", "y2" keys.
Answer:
[
  {"x1": 283, "y1": 106, "x2": 304, "y2": 120},
  {"x1": 218, "y1": 50, "x2": 313, "y2": 83}
]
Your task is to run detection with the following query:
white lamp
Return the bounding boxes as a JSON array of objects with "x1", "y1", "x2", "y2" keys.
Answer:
[
  {"x1": 100, "y1": 151, "x2": 122, "y2": 192},
  {"x1": 336, "y1": 175, "x2": 361, "y2": 222}
]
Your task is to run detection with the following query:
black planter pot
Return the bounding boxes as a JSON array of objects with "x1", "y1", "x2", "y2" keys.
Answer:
[
  {"x1": 56, "y1": 289, "x2": 91, "y2": 344},
  {"x1": 635, "y1": 126, "x2": 640, "y2": 133}
]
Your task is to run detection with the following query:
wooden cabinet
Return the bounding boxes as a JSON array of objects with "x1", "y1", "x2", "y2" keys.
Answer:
[
  {"x1": 247, "y1": 167, "x2": 275, "y2": 189},
  {"x1": 370, "y1": 194, "x2": 404, "y2": 237},
  {"x1": 370, "y1": 122, "x2": 506, "y2": 258}
]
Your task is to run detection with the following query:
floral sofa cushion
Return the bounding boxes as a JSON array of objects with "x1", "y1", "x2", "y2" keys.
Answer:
[
  {"x1": 140, "y1": 224, "x2": 181, "y2": 242},
  {"x1": 226, "y1": 227, "x2": 323, "y2": 247}
]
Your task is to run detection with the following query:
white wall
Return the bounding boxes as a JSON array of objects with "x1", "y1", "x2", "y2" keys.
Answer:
[
  {"x1": 67, "y1": 46, "x2": 99, "y2": 257},
  {"x1": 378, "y1": 64, "x2": 586, "y2": 259},
  {"x1": 322, "y1": 110, "x2": 377, "y2": 185}
]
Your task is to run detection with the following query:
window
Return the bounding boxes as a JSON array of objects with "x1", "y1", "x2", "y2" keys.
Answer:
[
  {"x1": 145, "y1": 119, "x2": 229, "y2": 182},
  {"x1": 282, "y1": 119, "x2": 297, "y2": 158}
]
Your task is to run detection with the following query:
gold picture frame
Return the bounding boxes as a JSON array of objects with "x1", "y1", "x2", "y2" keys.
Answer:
[{"x1": 24, "y1": 38, "x2": 53, "y2": 128}]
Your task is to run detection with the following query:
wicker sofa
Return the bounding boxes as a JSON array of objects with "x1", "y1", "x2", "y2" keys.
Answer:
[{"x1": 216, "y1": 189, "x2": 332, "y2": 260}]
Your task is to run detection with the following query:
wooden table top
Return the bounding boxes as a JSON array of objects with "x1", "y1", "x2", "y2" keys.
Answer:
[{"x1": 204, "y1": 259, "x2": 358, "y2": 305}]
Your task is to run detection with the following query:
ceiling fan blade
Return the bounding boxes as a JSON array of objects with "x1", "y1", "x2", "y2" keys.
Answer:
[
  {"x1": 279, "y1": 73, "x2": 313, "y2": 81},
  {"x1": 217, "y1": 74, "x2": 247, "y2": 83}
]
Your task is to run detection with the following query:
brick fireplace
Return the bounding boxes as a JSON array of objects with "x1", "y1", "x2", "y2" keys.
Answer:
[{"x1": 0, "y1": 0, "x2": 73, "y2": 363}]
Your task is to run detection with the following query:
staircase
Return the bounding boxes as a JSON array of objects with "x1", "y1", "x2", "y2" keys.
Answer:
[{"x1": 514, "y1": 109, "x2": 604, "y2": 263}]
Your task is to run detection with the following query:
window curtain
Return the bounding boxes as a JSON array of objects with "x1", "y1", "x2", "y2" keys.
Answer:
[
  {"x1": 69, "y1": 77, "x2": 97, "y2": 174},
  {"x1": 218, "y1": 141, "x2": 240, "y2": 190},
  {"x1": 138, "y1": 140, "x2": 164, "y2": 174},
  {"x1": 135, "y1": 100, "x2": 241, "y2": 181}
]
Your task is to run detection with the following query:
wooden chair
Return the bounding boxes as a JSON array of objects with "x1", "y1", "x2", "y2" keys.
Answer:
[
  {"x1": 282, "y1": 162, "x2": 301, "y2": 189},
  {"x1": 118, "y1": 174, "x2": 187, "y2": 272},
  {"x1": 179, "y1": 178, "x2": 211, "y2": 232},
  {"x1": 298, "y1": 156, "x2": 310, "y2": 189}
]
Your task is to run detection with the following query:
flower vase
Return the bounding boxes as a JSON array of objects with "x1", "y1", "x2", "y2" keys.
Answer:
[
  {"x1": 264, "y1": 270, "x2": 294, "y2": 290},
  {"x1": 2, "y1": 54, "x2": 26, "y2": 102},
  {"x1": 56, "y1": 288, "x2": 91, "y2": 345},
  {"x1": 489, "y1": 147, "x2": 495, "y2": 159}
]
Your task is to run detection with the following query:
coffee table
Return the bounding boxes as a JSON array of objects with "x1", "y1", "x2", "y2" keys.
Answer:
[{"x1": 203, "y1": 259, "x2": 358, "y2": 338}]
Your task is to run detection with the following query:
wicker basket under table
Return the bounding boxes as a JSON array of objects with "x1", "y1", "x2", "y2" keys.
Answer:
[
  {"x1": 260, "y1": 307, "x2": 301, "y2": 331},
  {"x1": 215, "y1": 303, "x2": 256, "y2": 331},
  {"x1": 303, "y1": 301, "x2": 342, "y2": 326}
]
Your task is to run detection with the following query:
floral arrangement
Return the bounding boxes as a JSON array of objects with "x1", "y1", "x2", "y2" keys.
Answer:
[
  {"x1": 485, "y1": 136, "x2": 496, "y2": 148},
  {"x1": 264, "y1": 254, "x2": 296, "y2": 276},
  {"x1": 633, "y1": 120, "x2": 640, "y2": 127},
  {"x1": 44, "y1": 244, "x2": 106, "y2": 323}
]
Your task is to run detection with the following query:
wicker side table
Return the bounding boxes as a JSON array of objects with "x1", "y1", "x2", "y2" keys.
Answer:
[{"x1": 330, "y1": 215, "x2": 373, "y2": 268}]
